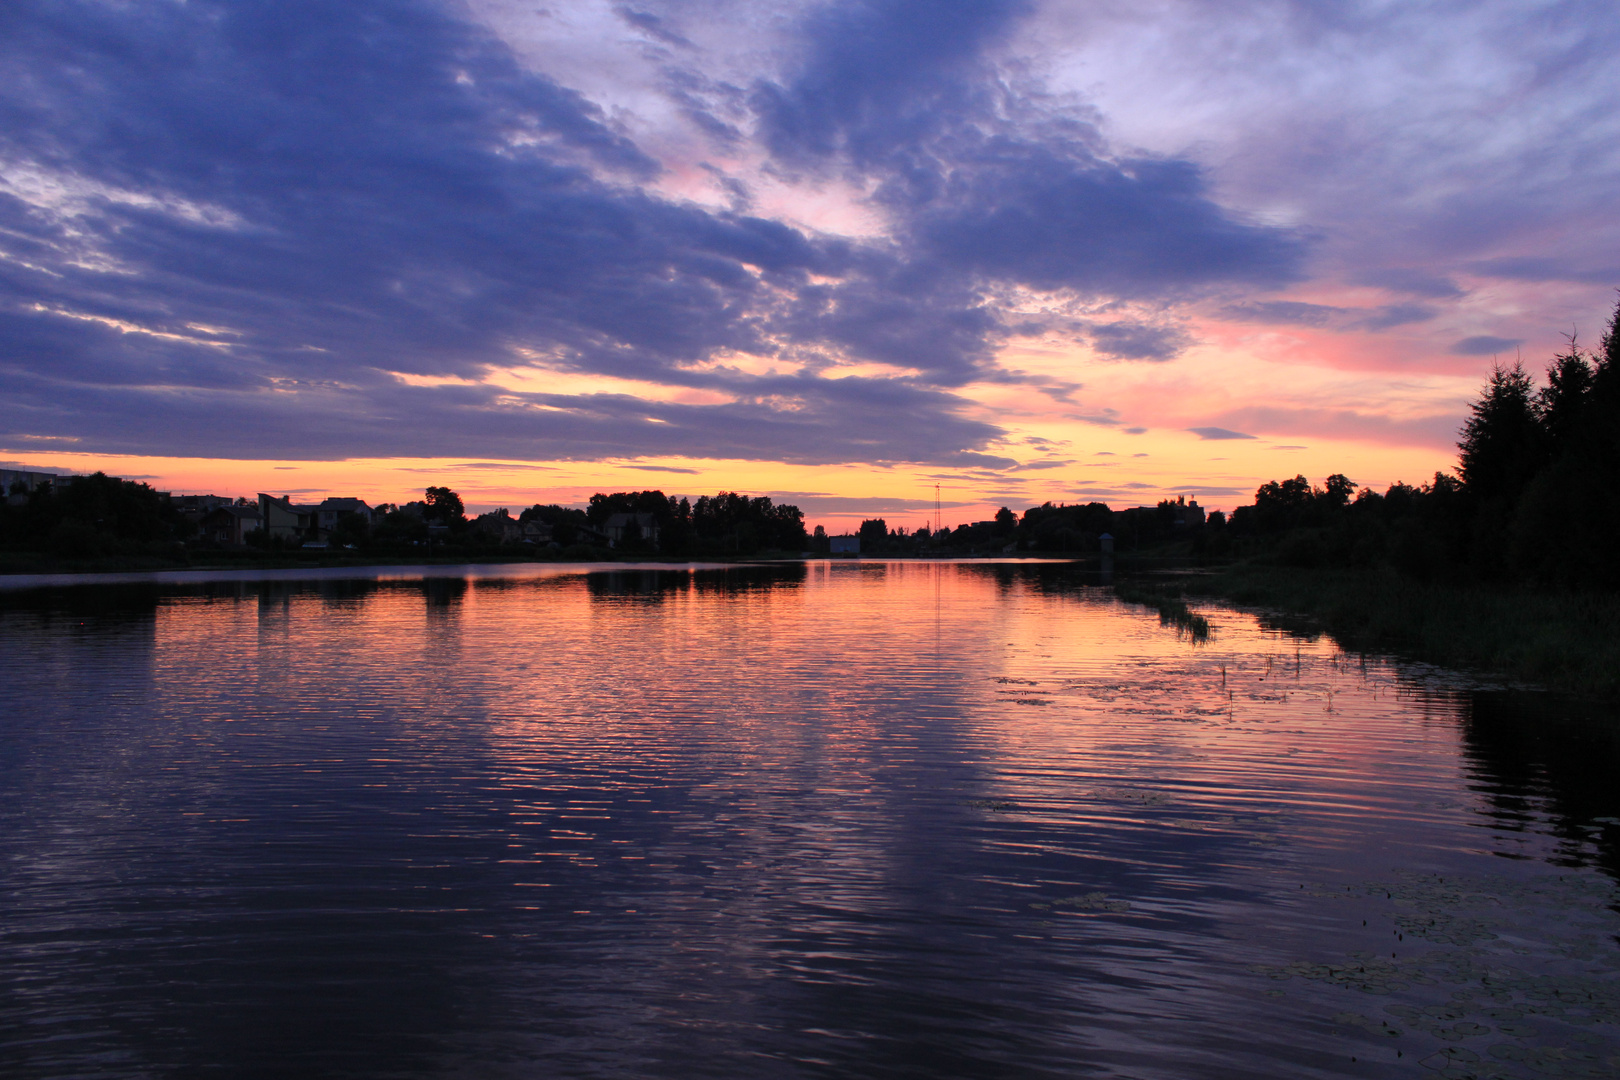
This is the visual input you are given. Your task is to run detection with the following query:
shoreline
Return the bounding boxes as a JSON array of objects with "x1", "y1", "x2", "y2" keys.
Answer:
[
  {"x1": 1129, "y1": 563, "x2": 1620, "y2": 701},
  {"x1": 0, "y1": 552, "x2": 1076, "y2": 590}
]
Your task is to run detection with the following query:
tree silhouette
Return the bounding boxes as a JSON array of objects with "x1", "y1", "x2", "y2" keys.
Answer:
[
  {"x1": 1536, "y1": 340, "x2": 1594, "y2": 452},
  {"x1": 1457, "y1": 362, "x2": 1542, "y2": 504},
  {"x1": 423, "y1": 486, "x2": 465, "y2": 524}
]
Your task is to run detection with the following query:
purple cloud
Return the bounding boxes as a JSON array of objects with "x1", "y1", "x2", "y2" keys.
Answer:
[{"x1": 1187, "y1": 427, "x2": 1257, "y2": 441}]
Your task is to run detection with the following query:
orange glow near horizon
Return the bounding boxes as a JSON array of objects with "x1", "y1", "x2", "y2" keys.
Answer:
[{"x1": 3, "y1": 303, "x2": 1498, "y2": 531}]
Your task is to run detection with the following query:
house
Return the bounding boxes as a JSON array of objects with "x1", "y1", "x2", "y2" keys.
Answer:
[
  {"x1": 197, "y1": 504, "x2": 263, "y2": 546},
  {"x1": 171, "y1": 494, "x2": 236, "y2": 524},
  {"x1": 604, "y1": 512, "x2": 660, "y2": 548},
  {"x1": 315, "y1": 497, "x2": 371, "y2": 534},
  {"x1": 574, "y1": 523, "x2": 611, "y2": 547},
  {"x1": 829, "y1": 535, "x2": 860, "y2": 554},
  {"x1": 258, "y1": 493, "x2": 318, "y2": 543},
  {"x1": 521, "y1": 519, "x2": 554, "y2": 544},
  {"x1": 471, "y1": 509, "x2": 523, "y2": 544},
  {"x1": 1, "y1": 468, "x2": 74, "y2": 505}
]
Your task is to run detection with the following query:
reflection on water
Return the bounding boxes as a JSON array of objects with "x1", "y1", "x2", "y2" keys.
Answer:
[{"x1": 1, "y1": 561, "x2": 1616, "y2": 1079}]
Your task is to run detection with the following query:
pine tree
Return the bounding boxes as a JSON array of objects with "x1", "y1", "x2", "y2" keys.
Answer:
[
  {"x1": 1536, "y1": 341, "x2": 1593, "y2": 453},
  {"x1": 1457, "y1": 362, "x2": 1542, "y2": 503}
]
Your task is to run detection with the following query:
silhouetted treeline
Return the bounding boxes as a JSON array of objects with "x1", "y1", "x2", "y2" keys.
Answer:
[
  {"x1": 1218, "y1": 296, "x2": 1620, "y2": 589},
  {"x1": 0, "y1": 479, "x2": 811, "y2": 562},
  {"x1": 585, "y1": 489, "x2": 808, "y2": 555},
  {"x1": 0, "y1": 472, "x2": 189, "y2": 558},
  {"x1": 820, "y1": 496, "x2": 1209, "y2": 555}
]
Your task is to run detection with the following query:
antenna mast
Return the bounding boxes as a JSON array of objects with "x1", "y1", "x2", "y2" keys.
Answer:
[{"x1": 934, "y1": 484, "x2": 941, "y2": 534}]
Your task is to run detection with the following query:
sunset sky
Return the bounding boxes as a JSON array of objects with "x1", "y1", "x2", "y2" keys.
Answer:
[{"x1": 3, "y1": 0, "x2": 1617, "y2": 529}]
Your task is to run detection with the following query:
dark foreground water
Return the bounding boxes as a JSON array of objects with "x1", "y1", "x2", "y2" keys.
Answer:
[{"x1": 2, "y1": 561, "x2": 1617, "y2": 1079}]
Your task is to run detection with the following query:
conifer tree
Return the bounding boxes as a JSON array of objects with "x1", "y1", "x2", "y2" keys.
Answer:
[{"x1": 1457, "y1": 362, "x2": 1542, "y2": 503}]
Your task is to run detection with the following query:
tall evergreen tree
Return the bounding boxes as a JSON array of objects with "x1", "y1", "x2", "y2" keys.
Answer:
[
  {"x1": 1457, "y1": 362, "x2": 1542, "y2": 503},
  {"x1": 1536, "y1": 341, "x2": 1593, "y2": 453}
]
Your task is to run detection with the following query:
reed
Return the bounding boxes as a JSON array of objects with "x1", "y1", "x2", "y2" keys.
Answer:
[
  {"x1": 1177, "y1": 565, "x2": 1620, "y2": 699},
  {"x1": 1113, "y1": 581, "x2": 1212, "y2": 642}
]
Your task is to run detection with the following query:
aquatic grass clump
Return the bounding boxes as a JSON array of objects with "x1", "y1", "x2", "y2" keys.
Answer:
[{"x1": 1112, "y1": 581, "x2": 1211, "y2": 641}]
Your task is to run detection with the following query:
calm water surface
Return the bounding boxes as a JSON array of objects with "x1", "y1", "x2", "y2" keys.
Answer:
[{"x1": 2, "y1": 561, "x2": 1617, "y2": 1079}]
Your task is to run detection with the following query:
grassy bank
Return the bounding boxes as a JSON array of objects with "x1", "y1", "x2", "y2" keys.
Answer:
[{"x1": 1133, "y1": 565, "x2": 1620, "y2": 699}]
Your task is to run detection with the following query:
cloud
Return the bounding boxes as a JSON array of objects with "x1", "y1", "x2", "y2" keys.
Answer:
[
  {"x1": 614, "y1": 6, "x2": 693, "y2": 48},
  {"x1": 752, "y1": 0, "x2": 1034, "y2": 166},
  {"x1": 1186, "y1": 427, "x2": 1256, "y2": 440},
  {"x1": 906, "y1": 153, "x2": 1306, "y2": 297},
  {"x1": 1347, "y1": 303, "x2": 1439, "y2": 331},
  {"x1": 2, "y1": 0, "x2": 1286, "y2": 469},
  {"x1": 1469, "y1": 257, "x2": 1620, "y2": 286},
  {"x1": 0, "y1": 0, "x2": 1030, "y2": 466},
  {"x1": 624, "y1": 464, "x2": 699, "y2": 474},
  {"x1": 1090, "y1": 321, "x2": 1190, "y2": 361},
  {"x1": 10, "y1": 0, "x2": 1600, "y2": 481},
  {"x1": 1217, "y1": 301, "x2": 1341, "y2": 327},
  {"x1": 1449, "y1": 335, "x2": 1523, "y2": 356},
  {"x1": 397, "y1": 462, "x2": 560, "y2": 472},
  {"x1": 1216, "y1": 299, "x2": 1437, "y2": 332},
  {"x1": 1350, "y1": 268, "x2": 1463, "y2": 299},
  {"x1": 1204, "y1": 405, "x2": 1459, "y2": 449},
  {"x1": 754, "y1": 0, "x2": 1306, "y2": 299}
]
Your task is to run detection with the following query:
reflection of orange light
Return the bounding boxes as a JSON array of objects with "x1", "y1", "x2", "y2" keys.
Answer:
[{"x1": 131, "y1": 560, "x2": 1480, "y2": 912}]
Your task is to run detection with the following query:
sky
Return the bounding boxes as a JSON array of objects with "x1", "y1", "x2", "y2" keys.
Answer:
[{"x1": 3, "y1": 0, "x2": 1617, "y2": 528}]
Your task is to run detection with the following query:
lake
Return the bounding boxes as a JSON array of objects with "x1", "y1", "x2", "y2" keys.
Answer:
[{"x1": 2, "y1": 560, "x2": 1617, "y2": 1079}]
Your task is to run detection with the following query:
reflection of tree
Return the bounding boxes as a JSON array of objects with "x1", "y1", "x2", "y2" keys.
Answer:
[
  {"x1": 584, "y1": 564, "x2": 808, "y2": 602},
  {"x1": 420, "y1": 577, "x2": 468, "y2": 608},
  {"x1": 0, "y1": 582, "x2": 165, "y2": 632},
  {"x1": 1456, "y1": 689, "x2": 1620, "y2": 883}
]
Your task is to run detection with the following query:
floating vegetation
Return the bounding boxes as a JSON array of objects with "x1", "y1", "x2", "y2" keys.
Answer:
[
  {"x1": 1249, "y1": 871, "x2": 1620, "y2": 1078},
  {"x1": 1394, "y1": 911, "x2": 1498, "y2": 947},
  {"x1": 962, "y1": 798, "x2": 1017, "y2": 812},
  {"x1": 1030, "y1": 892, "x2": 1132, "y2": 915},
  {"x1": 1053, "y1": 891, "x2": 1131, "y2": 913}
]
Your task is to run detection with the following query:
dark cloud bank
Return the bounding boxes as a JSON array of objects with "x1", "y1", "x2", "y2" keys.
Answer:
[{"x1": 0, "y1": 0, "x2": 1304, "y2": 464}]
